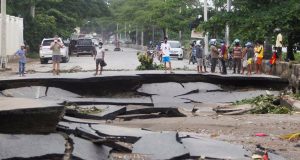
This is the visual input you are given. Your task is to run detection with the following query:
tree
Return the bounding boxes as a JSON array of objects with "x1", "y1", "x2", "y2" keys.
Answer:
[{"x1": 202, "y1": 0, "x2": 300, "y2": 59}]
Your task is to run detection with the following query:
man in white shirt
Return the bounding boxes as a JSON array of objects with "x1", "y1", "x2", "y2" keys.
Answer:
[
  {"x1": 275, "y1": 28, "x2": 283, "y2": 61},
  {"x1": 94, "y1": 42, "x2": 106, "y2": 75},
  {"x1": 160, "y1": 37, "x2": 173, "y2": 73}
]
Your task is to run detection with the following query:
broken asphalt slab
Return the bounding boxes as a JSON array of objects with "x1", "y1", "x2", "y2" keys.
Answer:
[
  {"x1": 0, "y1": 97, "x2": 64, "y2": 134},
  {"x1": 0, "y1": 73, "x2": 288, "y2": 96},
  {"x1": 0, "y1": 86, "x2": 81, "y2": 100},
  {"x1": 70, "y1": 135, "x2": 111, "y2": 160},
  {"x1": 63, "y1": 97, "x2": 153, "y2": 106},
  {"x1": 91, "y1": 124, "x2": 152, "y2": 143},
  {"x1": 179, "y1": 133, "x2": 252, "y2": 159},
  {"x1": 132, "y1": 132, "x2": 190, "y2": 160},
  {"x1": 179, "y1": 90, "x2": 279, "y2": 104},
  {"x1": 0, "y1": 134, "x2": 65, "y2": 159}
]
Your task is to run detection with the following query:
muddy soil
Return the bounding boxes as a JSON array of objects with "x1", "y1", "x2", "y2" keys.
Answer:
[{"x1": 112, "y1": 103, "x2": 300, "y2": 160}]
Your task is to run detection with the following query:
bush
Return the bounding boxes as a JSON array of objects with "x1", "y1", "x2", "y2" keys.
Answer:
[
  {"x1": 234, "y1": 95, "x2": 293, "y2": 114},
  {"x1": 136, "y1": 52, "x2": 165, "y2": 70}
]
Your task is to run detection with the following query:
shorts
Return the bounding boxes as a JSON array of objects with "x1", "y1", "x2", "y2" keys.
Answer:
[
  {"x1": 247, "y1": 58, "x2": 253, "y2": 65},
  {"x1": 162, "y1": 56, "x2": 170, "y2": 63},
  {"x1": 96, "y1": 58, "x2": 106, "y2": 67},
  {"x1": 52, "y1": 55, "x2": 62, "y2": 63},
  {"x1": 276, "y1": 47, "x2": 282, "y2": 58},
  {"x1": 256, "y1": 57, "x2": 263, "y2": 65},
  {"x1": 196, "y1": 58, "x2": 203, "y2": 66}
]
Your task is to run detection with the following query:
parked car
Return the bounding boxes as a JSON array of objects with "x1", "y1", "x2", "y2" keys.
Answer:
[
  {"x1": 39, "y1": 38, "x2": 70, "y2": 64},
  {"x1": 168, "y1": 40, "x2": 184, "y2": 60},
  {"x1": 74, "y1": 38, "x2": 97, "y2": 57}
]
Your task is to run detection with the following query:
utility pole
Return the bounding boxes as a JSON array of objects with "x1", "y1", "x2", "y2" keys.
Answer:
[
  {"x1": 225, "y1": 0, "x2": 231, "y2": 45},
  {"x1": 135, "y1": 27, "x2": 138, "y2": 45},
  {"x1": 1, "y1": 0, "x2": 7, "y2": 68},
  {"x1": 204, "y1": 0, "x2": 209, "y2": 56},
  {"x1": 179, "y1": 7, "x2": 182, "y2": 42},
  {"x1": 141, "y1": 27, "x2": 144, "y2": 47},
  {"x1": 125, "y1": 23, "x2": 127, "y2": 40}
]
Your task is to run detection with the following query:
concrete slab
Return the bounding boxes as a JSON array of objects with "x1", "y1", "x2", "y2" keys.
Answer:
[
  {"x1": 132, "y1": 132, "x2": 190, "y2": 159},
  {"x1": 138, "y1": 82, "x2": 192, "y2": 97},
  {"x1": 0, "y1": 134, "x2": 65, "y2": 159},
  {"x1": 70, "y1": 135, "x2": 111, "y2": 160},
  {"x1": 180, "y1": 90, "x2": 279, "y2": 103},
  {"x1": 0, "y1": 97, "x2": 64, "y2": 133},
  {"x1": 179, "y1": 133, "x2": 251, "y2": 159},
  {"x1": 1, "y1": 86, "x2": 80, "y2": 100}
]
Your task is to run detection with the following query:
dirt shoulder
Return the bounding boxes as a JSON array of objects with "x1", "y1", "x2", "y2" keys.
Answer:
[{"x1": 112, "y1": 107, "x2": 300, "y2": 160}]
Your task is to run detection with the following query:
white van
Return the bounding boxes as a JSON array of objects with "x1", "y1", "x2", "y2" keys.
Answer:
[
  {"x1": 39, "y1": 38, "x2": 70, "y2": 64},
  {"x1": 168, "y1": 40, "x2": 184, "y2": 60}
]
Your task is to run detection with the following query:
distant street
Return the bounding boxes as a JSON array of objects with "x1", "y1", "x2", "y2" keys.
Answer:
[{"x1": 26, "y1": 45, "x2": 197, "y2": 73}]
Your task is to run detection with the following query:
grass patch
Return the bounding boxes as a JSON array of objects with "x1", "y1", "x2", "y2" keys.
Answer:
[{"x1": 233, "y1": 95, "x2": 293, "y2": 114}]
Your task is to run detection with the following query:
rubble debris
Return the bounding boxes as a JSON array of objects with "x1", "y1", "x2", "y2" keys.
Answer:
[
  {"x1": 0, "y1": 97, "x2": 64, "y2": 134},
  {"x1": 132, "y1": 132, "x2": 190, "y2": 160},
  {"x1": 213, "y1": 104, "x2": 254, "y2": 115},
  {"x1": 0, "y1": 134, "x2": 65, "y2": 159},
  {"x1": 125, "y1": 107, "x2": 186, "y2": 117},
  {"x1": 66, "y1": 105, "x2": 126, "y2": 120}
]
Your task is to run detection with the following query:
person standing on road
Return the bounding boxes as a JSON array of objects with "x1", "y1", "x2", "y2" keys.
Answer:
[
  {"x1": 195, "y1": 40, "x2": 204, "y2": 73},
  {"x1": 254, "y1": 40, "x2": 264, "y2": 74},
  {"x1": 189, "y1": 42, "x2": 197, "y2": 64},
  {"x1": 275, "y1": 28, "x2": 283, "y2": 61},
  {"x1": 160, "y1": 37, "x2": 173, "y2": 74},
  {"x1": 50, "y1": 35, "x2": 64, "y2": 75},
  {"x1": 94, "y1": 42, "x2": 106, "y2": 75},
  {"x1": 209, "y1": 40, "x2": 219, "y2": 73},
  {"x1": 15, "y1": 44, "x2": 27, "y2": 77},
  {"x1": 232, "y1": 39, "x2": 243, "y2": 74},
  {"x1": 220, "y1": 42, "x2": 228, "y2": 75},
  {"x1": 244, "y1": 42, "x2": 254, "y2": 75}
]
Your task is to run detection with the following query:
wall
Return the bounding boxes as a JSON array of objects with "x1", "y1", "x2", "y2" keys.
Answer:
[
  {"x1": 0, "y1": 15, "x2": 24, "y2": 56},
  {"x1": 261, "y1": 60, "x2": 300, "y2": 93}
]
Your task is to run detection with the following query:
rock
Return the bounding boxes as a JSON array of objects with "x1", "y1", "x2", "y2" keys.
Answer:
[
  {"x1": 64, "y1": 97, "x2": 153, "y2": 106},
  {"x1": 132, "y1": 132, "x2": 190, "y2": 160},
  {"x1": 62, "y1": 116, "x2": 101, "y2": 124},
  {"x1": 0, "y1": 97, "x2": 64, "y2": 134},
  {"x1": 0, "y1": 134, "x2": 65, "y2": 159}
]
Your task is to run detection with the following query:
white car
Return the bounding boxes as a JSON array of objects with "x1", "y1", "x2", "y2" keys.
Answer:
[
  {"x1": 39, "y1": 38, "x2": 70, "y2": 64},
  {"x1": 168, "y1": 40, "x2": 184, "y2": 60}
]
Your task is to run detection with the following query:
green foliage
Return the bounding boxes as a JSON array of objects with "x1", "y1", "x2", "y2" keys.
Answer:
[
  {"x1": 136, "y1": 52, "x2": 164, "y2": 70},
  {"x1": 234, "y1": 95, "x2": 293, "y2": 114},
  {"x1": 7, "y1": 0, "x2": 110, "y2": 52}
]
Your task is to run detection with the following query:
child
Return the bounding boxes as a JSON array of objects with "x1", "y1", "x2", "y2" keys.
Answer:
[
  {"x1": 94, "y1": 43, "x2": 106, "y2": 75},
  {"x1": 15, "y1": 44, "x2": 26, "y2": 77},
  {"x1": 254, "y1": 40, "x2": 264, "y2": 74}
]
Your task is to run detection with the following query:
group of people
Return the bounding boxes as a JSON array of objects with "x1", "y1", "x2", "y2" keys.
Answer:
[
  {"x1": 14, "y1": 35, "x2": 106, "y2": 77},
  {"x1": 190, "y1": 28, "x2": 283, "y2": 75}
]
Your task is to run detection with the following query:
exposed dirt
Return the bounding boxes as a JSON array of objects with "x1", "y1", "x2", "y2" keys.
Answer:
[{"x1": 112, "y1": 103, "x2": 300, "y2": 160}]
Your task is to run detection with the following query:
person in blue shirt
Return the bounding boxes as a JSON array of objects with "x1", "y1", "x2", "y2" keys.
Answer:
[{"x1": 15, "y1": 44, "x2": 26, "y2": 77}]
